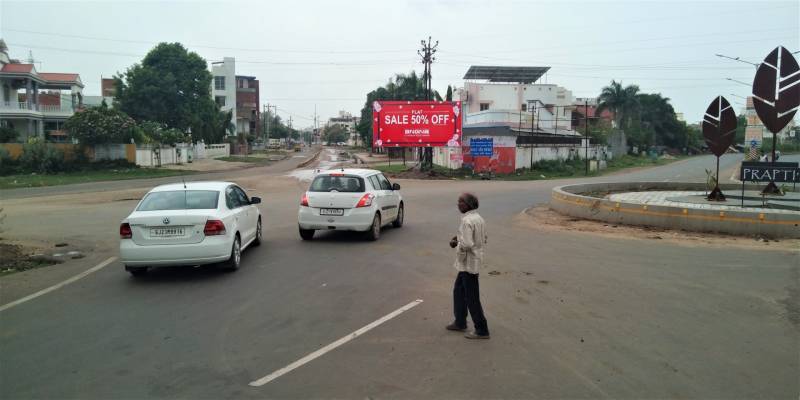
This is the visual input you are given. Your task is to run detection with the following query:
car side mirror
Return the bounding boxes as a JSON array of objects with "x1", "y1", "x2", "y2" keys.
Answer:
[
  {"x1": 392, "y1": 183, "x2": 401, "y2": 191},
  {"x1": 250, "y1": 196, "x2": 262, "y2": 204}
]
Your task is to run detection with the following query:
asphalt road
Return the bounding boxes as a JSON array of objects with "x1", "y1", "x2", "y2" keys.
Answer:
[{"x1": 1, "y1": 152, "x2": 798, "y2": 399}]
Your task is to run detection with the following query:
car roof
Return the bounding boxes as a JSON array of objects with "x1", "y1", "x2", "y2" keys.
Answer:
[
  {"x1": 149, "y1": 181, "x2": 237, "y2": 192},
  {"x1": 315, "y1": 168, "x2": 381, "y2": 178}
]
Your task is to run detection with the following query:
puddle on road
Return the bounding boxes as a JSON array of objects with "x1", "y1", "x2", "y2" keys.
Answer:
[{"x1": 287, "y1": 149, "x2": 349, "y2": 182}]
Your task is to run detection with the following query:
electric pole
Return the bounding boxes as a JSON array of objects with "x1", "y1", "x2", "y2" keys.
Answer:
[{"x1": 417, "y1": 36, "x2": 438, "y2": 170}]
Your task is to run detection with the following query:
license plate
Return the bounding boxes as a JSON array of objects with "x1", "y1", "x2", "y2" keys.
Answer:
[
  {"x1": 319, "y1": 208, "x2": 344, "y2": 216},
  {"x1": 151, "y1": 227, "x2": 186, "y2": 237}
]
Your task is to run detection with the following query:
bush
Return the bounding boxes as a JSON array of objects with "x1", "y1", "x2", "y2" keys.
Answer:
[
  {"x1": 0, "y1": 126, "x2": 19, "y2": 143},
  {"x1": 0, "y1": 147, "x2": 17, "y2": 175},
  {"x1": 18, "y1": 142, "x2": 65, "y2": 174}
]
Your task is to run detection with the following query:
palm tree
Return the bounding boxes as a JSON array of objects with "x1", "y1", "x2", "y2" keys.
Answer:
[{"x1": 597, "y1": 80, "x2": 640, "y2": 130}]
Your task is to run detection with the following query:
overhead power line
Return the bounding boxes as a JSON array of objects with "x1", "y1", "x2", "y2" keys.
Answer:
[{"x1": 2, "y1": 27, "x2": 416, "y2": 54}]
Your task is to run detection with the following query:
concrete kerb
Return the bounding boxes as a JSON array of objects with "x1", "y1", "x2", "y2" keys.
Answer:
[
  {"x1": 550, "y1": 182, "x2": 800, "y2": 238},
  {"x1": 297, "y1": 149, "x2": 322, "y2": 169}
]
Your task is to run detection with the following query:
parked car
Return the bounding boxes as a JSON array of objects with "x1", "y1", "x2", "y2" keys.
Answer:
[
  {"x1": 119, "y1": 181, "x2": 262, "y2": 276},
  {"x1": 297, "y1": 169, "x2": 403, "y2": 241}
]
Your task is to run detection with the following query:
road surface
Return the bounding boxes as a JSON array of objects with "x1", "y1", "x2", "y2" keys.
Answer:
[{"x1": 1, "y1": 151, "x2": 797, "y2": 399}]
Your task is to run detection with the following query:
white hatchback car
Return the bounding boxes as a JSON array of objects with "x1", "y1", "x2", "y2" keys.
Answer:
[
  {"x1": 119, "y1": 181, "x2": 262, "y2": 276},
  {"x1": 297, "y1": 169, "x2": 403, "y2": 240}
]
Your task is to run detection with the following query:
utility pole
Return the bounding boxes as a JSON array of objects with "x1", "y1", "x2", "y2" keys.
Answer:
[
  {"x1": 417, "y1": 36, "x2": 438, "y2": 170},
  {"x1": 584, "y1": 100, "x2": 590, "y2": 175}
]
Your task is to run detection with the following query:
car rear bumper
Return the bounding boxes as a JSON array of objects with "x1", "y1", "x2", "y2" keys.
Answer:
[
  {"x1": 120, "y1": 236, "x2": 232, "y2": 267},
  {"x1": 298, "y1": 206, "x2": 375, "y2": 231}
]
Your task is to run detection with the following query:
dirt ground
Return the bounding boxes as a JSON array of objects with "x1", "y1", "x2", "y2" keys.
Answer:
[
  {"x1": 517, "y1": 205, "x2": 800, "y2": 251},
  {"x1": 0, "y1": 238, "x2": 62, "y2": 275}
]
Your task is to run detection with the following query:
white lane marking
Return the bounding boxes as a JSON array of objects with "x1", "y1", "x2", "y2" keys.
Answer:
[
  {"x1": 0, "y1": 256, "x2": 117, "y2": 312},
  {"x1": 249, "y1": 299, "x2": 424, "y2": 387}
]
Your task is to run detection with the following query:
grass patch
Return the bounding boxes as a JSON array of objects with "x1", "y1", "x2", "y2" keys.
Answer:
[
  {"x1": 373, "y1": 164, "x2": 414, "y2": 174},
  {"x1": 0, "y1": 168, "x2": 195, "y2": 189}
]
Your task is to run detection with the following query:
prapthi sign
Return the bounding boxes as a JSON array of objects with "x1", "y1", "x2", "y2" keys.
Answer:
[{"x1": 372, "y1": 101, "x2": 462, "y2": 147}]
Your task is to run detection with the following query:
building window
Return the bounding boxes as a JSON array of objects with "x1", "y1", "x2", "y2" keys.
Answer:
[
  {"x1": 214, "y1": 76, "x2": 225, "y2": 90},
  {"x1": 520, "y1": 103, "x2": 527, "y2": 112},
  {"x1": 215, "y1": 96, "x2": 226, "y2": 107},
  {"x1": 480, "y1": 103, "x2": 490, "y2": 111}
]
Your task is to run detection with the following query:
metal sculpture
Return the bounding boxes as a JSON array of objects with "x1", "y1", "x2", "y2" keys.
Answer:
[
  {"x1": 702, "y1": 96, "x2": 737, "y2": 201},
  {"x1": 752, "y1": 46, "x2": 800, "y2": 194}
]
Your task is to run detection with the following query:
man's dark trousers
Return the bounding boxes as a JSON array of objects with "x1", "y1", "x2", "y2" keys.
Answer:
[{"x1": 453, "y1": 271, "x2": 489, "y2": 334}]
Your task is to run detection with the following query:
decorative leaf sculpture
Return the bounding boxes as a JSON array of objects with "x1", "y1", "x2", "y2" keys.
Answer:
[
  {"x1": 702, "y1": 96, "x2": 737, "y2": 157},
  {"x1": 752, "y1": 46, "x2": 800, "y2": 134}
]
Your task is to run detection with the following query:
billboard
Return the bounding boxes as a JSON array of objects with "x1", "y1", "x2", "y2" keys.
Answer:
[{"x1": 372, "y1": 101, "x2": 462, "y2": 147}]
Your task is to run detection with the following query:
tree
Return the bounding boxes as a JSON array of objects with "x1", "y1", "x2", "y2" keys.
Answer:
[
  {"x1": 446, "y1": 85, "x2": 453, "y2": 101},
  {"x1": 635, "y1": 93, "x2": 682, "y2": 148},
  {"x1": 734, "y1": 114, "x2": 747, "y2": 145},
  {"x1": 322, "y1": 124, "x2": 348, "y2": 145},
  {"x1": 114, "y1": 42, "x2": 221, "y2": 137},
  {"x1": 64, "y1": 106, "x2": 139, "y2": 145},
  {"x1": 356, "y1": 71, "x2": 442, "y2": 147},
  {"x1": 136, "y1": 120, "x2": 186, "y2": 146},
  {"x1": 596, "y1": 80, "x2": 640, "y2": 130}
]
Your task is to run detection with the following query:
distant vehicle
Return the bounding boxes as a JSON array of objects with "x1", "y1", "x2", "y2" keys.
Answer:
[
  {"x1": 119, "y1": 181, "x2": 262, "y2": 276},
  {"x1": 297, "y1": 168, "x2": 403, "y2": 241},
  {"x1": 293, "y1": 144, "x2": 302, "y2": 152}
]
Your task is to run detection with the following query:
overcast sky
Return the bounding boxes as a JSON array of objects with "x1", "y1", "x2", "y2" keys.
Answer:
[{"x1": 1, "y1": 0, "x2": 798, "y2": 127}]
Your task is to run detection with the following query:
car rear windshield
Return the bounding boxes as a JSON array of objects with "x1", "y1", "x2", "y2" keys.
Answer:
[
  {"x1": 309, "y1": 175, "x2": 365, "y2": 192},
  {"x1": 137, "y1": 190, "x2": 219, "y2": 211}
]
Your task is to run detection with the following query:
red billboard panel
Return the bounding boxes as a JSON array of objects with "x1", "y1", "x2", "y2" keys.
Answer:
[{"x1": 372, "y1": 101, "x2": 462, "y2": 147}]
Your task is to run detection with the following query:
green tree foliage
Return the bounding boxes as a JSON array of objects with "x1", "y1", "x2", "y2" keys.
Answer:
[
  {"x1": 446, "y1": 85, "x2": 453, "y2": 101},
  {"x1": 114, "y1": 42, "x2": 226, "y2": 142},
  {"x1": 64, "y1": 106, "x2": 139, "y2": 145},
  {"x1": 356, "y1": 71, "x2": 442, "y2": 145},
  {"x1": 735, "y1": 114, "x2": 747, "y2": 145},
  {"x1": 596, "y1": 80, "x2": 640, "y2": 130},
  {"x1": 322, "y1": 124, "x2": 348, "y2": 145},
  {"x1": 136, "y1": 121, "x2": 186, "y2": 146}
]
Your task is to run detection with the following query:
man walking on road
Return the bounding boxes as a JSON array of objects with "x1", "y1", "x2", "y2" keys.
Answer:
[{"x1": 447, "y1": 193, "x2": 490, "y2": 339}]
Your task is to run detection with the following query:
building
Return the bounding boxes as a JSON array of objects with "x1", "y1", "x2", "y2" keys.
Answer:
[
  {"x1": 83, "y1": 77, "x2": 117, "y2": 108},
  {"x1": 235, "y1": 75, "x2": 259, "y2": 136},
  {"x1": 458, "y1": 66, "x2": 577, "y2": 135},
  {"x1": 744, "y1": 96, "x2": 796, "y2": 146},
  {"x1": 0, "y1": 40, "x2": 84, "y2": 142},
  {"x1": 326, "y1": 111, "x2": 360, "y2": 146},
  {"x1": 571, "y1": 97, "x2": 615, "y2": 130},
  {"x1": 432, "y1": 66, "x2": 609, "y2": 173},
  {"x1": 211, "y1": 57, "x2": 236, "y2": 135}
]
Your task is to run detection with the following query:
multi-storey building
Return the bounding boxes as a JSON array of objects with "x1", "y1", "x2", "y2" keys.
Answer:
[
  {"x1": 326, "y1": 111, "x2": 360, "y2": 146},
  {"x1": 211, "y1": 57, "x2": 236, "y2": 135},
  {"x1": 0, "y1": 40, "x2": 84, "y2": 142},
  {"x1": 235, "y1": 75, "x2": 259, "y2": 136}
]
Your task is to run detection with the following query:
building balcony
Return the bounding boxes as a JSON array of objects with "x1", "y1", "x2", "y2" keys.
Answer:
[{"x1": 0, "y1": 101, "x2": 75, "y2": 118}]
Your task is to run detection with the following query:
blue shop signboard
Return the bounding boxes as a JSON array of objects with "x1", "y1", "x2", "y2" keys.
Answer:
[{"x1": 470, "y1": 138, "x2": 493, "y2": 157}]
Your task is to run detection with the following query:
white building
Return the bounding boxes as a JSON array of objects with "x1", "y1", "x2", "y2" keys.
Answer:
[
  {"x1": 0, "y1": 40, "x2": 84, "y2": 142},
  {"x1": 458, "y1": 66, "x2": 576, "y2": 135},
  {"x1": 326, "y1": 110, "x2": 360, "y2": 146},
  {"x1": 211, "y1": 57, "x2": 236, "y2": 135}
]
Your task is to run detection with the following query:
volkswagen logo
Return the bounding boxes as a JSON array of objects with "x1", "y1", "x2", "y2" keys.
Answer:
[{"x1": 163, "y1": 217, "x2": 170, "y2": 225}]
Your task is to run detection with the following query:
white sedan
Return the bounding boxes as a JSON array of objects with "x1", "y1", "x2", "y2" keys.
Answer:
[
  {"x1": 297, "y1": 168, "x2": 403, "y2": 240},
  {"x1": 119, "y1": 181, "x2": 262, "y2": 276}
]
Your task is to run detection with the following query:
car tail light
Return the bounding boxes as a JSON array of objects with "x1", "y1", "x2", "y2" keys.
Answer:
[
  {"x1": 204, "y1": 219, "x2": 227, "y2": 236},
  {"x1": 119, "y1": 223, "x2": 132, "y2": 239},
  {"x1": 300, "y1": 193, "x2": 309, "y2": 207},
  {"x1": 356, "y1": 193, "x2": 375, "y2": 208}
]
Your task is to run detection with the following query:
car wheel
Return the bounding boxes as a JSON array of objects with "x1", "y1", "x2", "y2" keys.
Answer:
[
  {"x1": 223, "y1": 235, "x2": 241, "y2": 271},
  {"x1": 392, "y1": 203, "x2": 404, "y2": 228},
  {"x1": 299, "y1": 227, "x2": 315, "y2": 240},
  {"x1": 367, "y1": 213, "x2": 381, "y2": 241},
  {"x1": 253, "y1": 218, "x2": 262, "y2": 246},
  {"x1": 126, "y1": 266, "x2": 148, "y2": 277}
]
